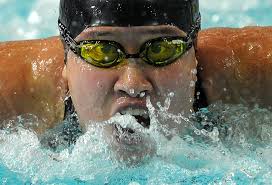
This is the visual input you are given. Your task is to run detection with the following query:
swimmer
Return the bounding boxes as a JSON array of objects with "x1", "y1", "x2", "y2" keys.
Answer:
[
  {"x1": 57, "y1": 0, "x2": 201, "y2": 162},
  {"x1": 0, "y1": 0, "x2": 271, "y2": 163}
]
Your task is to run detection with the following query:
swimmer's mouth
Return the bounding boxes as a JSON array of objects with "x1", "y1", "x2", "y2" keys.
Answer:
[
  {"x1": 113, "y1": 108, "x2": 151, "y2": 145},
  {"x1": 119, "y1": 108, "x2": 150, "y2": 130}
]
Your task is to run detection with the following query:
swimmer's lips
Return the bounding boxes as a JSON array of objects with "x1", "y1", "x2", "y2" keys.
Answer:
[{"x1": 114, "y1": 104, "x2": 151, "y2": 129}]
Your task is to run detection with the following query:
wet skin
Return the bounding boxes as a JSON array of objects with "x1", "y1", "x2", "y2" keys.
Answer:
[{"x1": 62, "y1": 25, "x2": 198, "y2": 161}]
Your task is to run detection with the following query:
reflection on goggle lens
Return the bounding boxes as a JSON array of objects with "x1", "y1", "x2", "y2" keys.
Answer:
[{"x1": 81, "y1": 42, "x2": 122, "y2": 67}]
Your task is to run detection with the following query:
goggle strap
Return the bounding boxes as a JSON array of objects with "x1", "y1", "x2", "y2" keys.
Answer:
[
  {"x1": 58, "y1": 19, "x2": 78, "y2": 52},
  {"x1": 186, "y1": 15, "x2": 201, "y2": 41}
]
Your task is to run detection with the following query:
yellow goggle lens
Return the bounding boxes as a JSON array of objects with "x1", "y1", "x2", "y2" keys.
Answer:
[
  {"x1": 146, "y1": 39, "x2": 186, "y2": 65},
  {"x1": 81, "y1": 43, "x2": 121, "y2": 67}
]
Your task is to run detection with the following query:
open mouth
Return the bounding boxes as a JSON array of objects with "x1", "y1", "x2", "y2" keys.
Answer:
[
  {"x1": 113, "y1": 108, "x2": 151, "y2": 145},
  {"x1": 120, "y1": 108, "x2": 150, "y2": 129}
]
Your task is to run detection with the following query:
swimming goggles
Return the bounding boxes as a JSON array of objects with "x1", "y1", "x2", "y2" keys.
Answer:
[{"x1": 58, "y1": 20, "x2": 199, "y2": 68}]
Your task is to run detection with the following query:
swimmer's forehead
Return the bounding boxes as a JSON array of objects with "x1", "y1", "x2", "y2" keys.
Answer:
[{"x1": 76, "y1": 25, "x2": 187, "y2": 41}]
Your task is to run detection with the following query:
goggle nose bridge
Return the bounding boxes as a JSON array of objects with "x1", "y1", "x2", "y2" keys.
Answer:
[{"x1": 124, "y1": 53, "x2": 141, "y2": 59}]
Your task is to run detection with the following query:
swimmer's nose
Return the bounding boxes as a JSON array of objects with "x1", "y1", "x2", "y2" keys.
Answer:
[{"x1": 114, "y1": 63, "x2": 153, "y2": 97}]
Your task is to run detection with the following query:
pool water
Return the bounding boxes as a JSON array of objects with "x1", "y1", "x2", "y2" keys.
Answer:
[
  {"x1": 0, "y1": 0, "x2": 271, "y2": 41},
  {"x1": 1, "y1": 98, "x2": 272, "y2": 184},
  {"x1": 0, "y1": 0, "x2": 272, "y2": 184}
]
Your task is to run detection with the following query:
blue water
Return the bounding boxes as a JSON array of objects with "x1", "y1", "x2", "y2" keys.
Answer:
[
  {"x1": 0, "y1": 102, "x2": 271, "y2": 184},
  {"x1": 0, "y1": 0, "x2": 272, "y2": 184},
  {"x1": 0, "y1": 0, "x2": 271, "y2": 41}
]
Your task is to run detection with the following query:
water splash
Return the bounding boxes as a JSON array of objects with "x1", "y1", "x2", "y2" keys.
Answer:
[{"x1": 0, "y1": 99, "x2": 272, "y2": 184}]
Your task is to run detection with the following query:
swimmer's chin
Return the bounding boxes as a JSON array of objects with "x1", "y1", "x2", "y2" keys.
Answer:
[{"x1": 105, "y1": 124, "x2": 157, "y2": 165}]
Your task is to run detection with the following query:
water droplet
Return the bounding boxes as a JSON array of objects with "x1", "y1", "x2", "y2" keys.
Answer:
[
  {"x1": 104, "y1": 56, "x2": 109, "y2": 61},
  {"x1": 194, "y1": 129, "x2": 201, "y2": 135},
  {"x1": 41, "y1": 48, "x2": 48, "y2": 52},
  {"x1": 169, "y1": 92, "x2": 174, "y2": 97},
  {"x1": 129, "y1": 89, "x2": 135, "y2": 95},
  {"x1": 129, "y1": 182, "x2": 140, "y2": 185},
  {"x1": 190, "y1": 81, "x2": 195, "y2": 87},
  {"x1": 139, "y1": 91, "x2": 146, "y2": 98},
  {"x1": 191, "y1": 69, "x2": 197, "y2": 75},
  {"x1": 248, "y1": 44, "x2": 254, "y2": 51}
]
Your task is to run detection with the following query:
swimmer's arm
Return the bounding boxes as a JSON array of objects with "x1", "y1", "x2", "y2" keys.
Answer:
[
  {"x1": 0, "y1": 37, "x2": 66, "y2": 134},
  {"x1": 197, "y1": 26, "x2": 272, "y2": 109}
]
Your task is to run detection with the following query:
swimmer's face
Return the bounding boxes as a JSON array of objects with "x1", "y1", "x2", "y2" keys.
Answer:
[{"x1": 63, "y1": 25, "x2": 197, "y2": 161}]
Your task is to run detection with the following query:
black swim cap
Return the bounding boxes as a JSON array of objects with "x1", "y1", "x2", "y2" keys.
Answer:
[{"x1": 59, "y1": 0, "x2": 200, "y2": 39}]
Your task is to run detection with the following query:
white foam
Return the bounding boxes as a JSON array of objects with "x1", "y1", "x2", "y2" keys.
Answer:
[{"x1": 0, "y1": 101, "x2": 272, "y2": 183}]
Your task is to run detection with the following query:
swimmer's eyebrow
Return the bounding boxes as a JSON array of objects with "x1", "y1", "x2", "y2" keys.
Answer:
[{"x1": 84, "y1": 27, "x2": 186, "y2": 37}]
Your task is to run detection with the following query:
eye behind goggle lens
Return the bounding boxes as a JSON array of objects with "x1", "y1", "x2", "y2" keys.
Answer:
[
  {"x1": 145, "y1": 38, "x2": 186, "y2": 66},
  {"x1": 80, "y1": 42, "x2": 123, "y2": 67}
]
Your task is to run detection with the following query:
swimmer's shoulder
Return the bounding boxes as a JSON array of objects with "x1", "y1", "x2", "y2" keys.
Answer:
[
  {"x1": 0, "y1": 37, "x2": 66, "y2": 134},
  {"x1": 197, "y1": 26, "x2": 272, "y2": 109}
]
